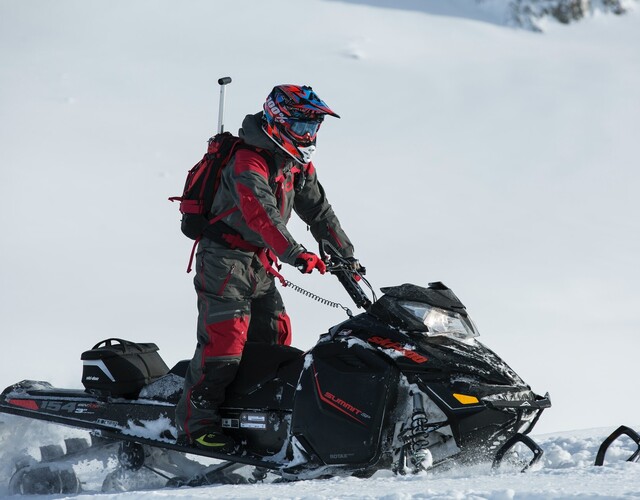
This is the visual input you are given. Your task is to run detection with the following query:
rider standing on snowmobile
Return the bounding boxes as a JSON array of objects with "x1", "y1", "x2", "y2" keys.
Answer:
[{"x1": 175, "y1": 85, "x2": 362, "y2": 451}]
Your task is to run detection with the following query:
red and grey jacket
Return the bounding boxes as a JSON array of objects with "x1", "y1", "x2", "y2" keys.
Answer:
[{"x1": 205, "y1": 112, "x2": 354, "y2": 266}]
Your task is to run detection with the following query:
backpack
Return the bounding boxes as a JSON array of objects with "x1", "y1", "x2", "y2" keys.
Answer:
[
  {"x1": 170, "y1": 132, "x2": 279, "y2": 274},
  {"x1": 169, "y1": 132, "x2": 244, "y2": 240}
]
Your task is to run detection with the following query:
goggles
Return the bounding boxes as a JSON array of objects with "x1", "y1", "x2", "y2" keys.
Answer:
[{"x1": 288, "y1": 119, "x2": 322, "y2": 140}]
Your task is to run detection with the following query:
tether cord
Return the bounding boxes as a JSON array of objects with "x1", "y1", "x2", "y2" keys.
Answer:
[{"x1": 284, "y1": 280, "x2": 354, "y2": 317}]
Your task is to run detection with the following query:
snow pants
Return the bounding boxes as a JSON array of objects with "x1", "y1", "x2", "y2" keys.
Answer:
[{"x1": 175, "y1": 240, "x2": 292, "y2": 442}]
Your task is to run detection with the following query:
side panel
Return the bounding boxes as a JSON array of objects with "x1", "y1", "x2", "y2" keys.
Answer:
[{"x1": 291, "y1": 341, "x2": 397, "y2": 465}]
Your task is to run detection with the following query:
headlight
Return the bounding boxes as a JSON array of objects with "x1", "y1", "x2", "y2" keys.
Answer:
[{"x1": 400, "y1": 301, "x2": 479, "y2": 342}]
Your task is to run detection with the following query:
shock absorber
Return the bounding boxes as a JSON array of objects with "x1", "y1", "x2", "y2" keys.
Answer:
[{"x1": 397, "y1": 392, "x2": 434, "y2": 473}]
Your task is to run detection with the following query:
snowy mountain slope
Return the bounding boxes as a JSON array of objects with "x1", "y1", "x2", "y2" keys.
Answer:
[
  {"x1": 328, "y1": 0, "x2": 638, "y2": 30},
  {"x1": 1, "y1": 0, "x2": 639, "y2": 447},
  {"x1": 507, "y1": 0, "x2": 637, "y2": 30},
  {"x1": 1, "y1": 414, "x2": 639, "y2": 498}
]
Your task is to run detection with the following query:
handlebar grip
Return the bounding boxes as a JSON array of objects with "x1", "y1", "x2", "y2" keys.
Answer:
[
  {"x1": 335, "y1": 270, "x2": 372, "y2": 310},
  {"x1": 218, "y1": 77, "x2": 232, "y2": 85}
]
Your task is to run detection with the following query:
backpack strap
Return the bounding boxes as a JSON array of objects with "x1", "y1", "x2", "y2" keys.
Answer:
[
  {"x1": 235, "y1": 143, "x2": 278, "y2": 180},
  {"x1": 256, "y1": 249, "x2": 287, "y2": 287},
  {"x1": 186, "y1": 206, "x2": 238, "y2": 273}
]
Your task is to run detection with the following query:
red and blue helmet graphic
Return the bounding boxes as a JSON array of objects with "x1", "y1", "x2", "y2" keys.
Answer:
[{"x1": 262, "y1": 85, "x2": 340, "y2": 164}]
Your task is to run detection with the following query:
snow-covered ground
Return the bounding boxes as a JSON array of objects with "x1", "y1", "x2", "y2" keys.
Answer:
[
  {"x1": 1, "y1": 414, "x2": 640, "y2": 498},
  {"x1": 1, "y1": 0, "x2": 640, "y2": 497}
]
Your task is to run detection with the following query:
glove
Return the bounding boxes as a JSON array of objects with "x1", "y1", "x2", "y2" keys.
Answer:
[{"x1": 295, "y1": 252, "x2": 327, "y2": 275}]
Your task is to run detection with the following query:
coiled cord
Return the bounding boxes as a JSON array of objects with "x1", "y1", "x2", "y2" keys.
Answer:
[{"x1": 285, "y1": 280, "x2": 354, "y2": 317}]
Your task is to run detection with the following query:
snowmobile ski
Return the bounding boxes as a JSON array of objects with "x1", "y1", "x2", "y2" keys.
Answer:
[{"x1": 594, "y1": 425, "x2": 640, "y2": 466}]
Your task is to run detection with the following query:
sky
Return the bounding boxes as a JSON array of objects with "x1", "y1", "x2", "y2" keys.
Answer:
[{"x1": 1, "y1": 0, "x2": 639, "y2": 444}]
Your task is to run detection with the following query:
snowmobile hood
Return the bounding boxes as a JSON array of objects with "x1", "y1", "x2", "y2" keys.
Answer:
[
  {"x1": 336, "y1": 311, "x2": 527, "y2": 387},
  {"x1": 417, "y1": 336, "x2": 527, "y2": 388}
]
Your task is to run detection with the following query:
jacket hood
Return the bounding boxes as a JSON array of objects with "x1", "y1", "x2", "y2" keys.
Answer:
[{"x1": 239, "y1": 112, "x2": 278, "y2": 152}]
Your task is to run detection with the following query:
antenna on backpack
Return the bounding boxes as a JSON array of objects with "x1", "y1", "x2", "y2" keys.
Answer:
[{"x1": 217, "y1": 77, "x2": 232, "y2": 134}]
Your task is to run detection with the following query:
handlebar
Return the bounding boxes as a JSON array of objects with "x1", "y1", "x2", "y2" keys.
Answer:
[{"x1": 320, "y1": 241, "x2": 374, "y2": 310}]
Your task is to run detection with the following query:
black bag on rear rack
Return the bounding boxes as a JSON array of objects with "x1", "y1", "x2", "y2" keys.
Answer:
[{"x1": 81, "y1": 338, "x2": 169, "y2": 398}]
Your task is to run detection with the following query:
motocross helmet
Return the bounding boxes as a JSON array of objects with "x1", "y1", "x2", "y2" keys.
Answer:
[{"x1": 262, "y1": 85, "x2": 340, "y2": 164}]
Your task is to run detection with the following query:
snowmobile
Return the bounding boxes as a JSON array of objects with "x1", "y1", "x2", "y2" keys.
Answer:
[{"x1": 0, "y1": 245, "x2": 556, "y2": 494}]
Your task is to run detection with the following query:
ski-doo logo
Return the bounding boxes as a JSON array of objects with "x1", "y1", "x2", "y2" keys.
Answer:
[
  {"x1": 266, "y1": 97, "x2": 287, "y2": 124},
  {"x1": 368, "y1": 336, "x2": 428, "y2": 364}
]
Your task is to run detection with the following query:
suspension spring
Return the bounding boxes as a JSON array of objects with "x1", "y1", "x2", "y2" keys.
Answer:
[{"x1": 397, "y1": 393, "x2": 441, "y2": 472}]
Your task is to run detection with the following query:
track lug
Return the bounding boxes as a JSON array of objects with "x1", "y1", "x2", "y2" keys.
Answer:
[
  {"x1": 39, "y1": 444, "x2": 65, "y2": 462},
  {"x1": 9, "y1": 463, "x2": 81, "y2": 495},
  {"x1": 118, "y1": 441, "x2": 146, "y2": 470},
  {"x1": 65, "y1": 437, "x2": 91, "y2": 454}
]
